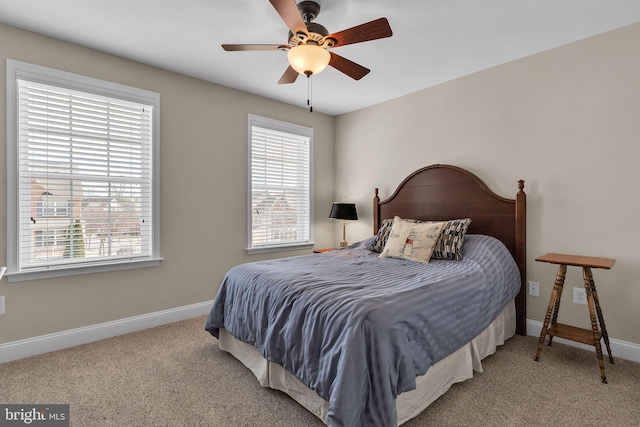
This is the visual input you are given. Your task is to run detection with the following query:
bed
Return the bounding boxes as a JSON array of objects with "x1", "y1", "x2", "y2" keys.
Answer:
[{"x1": 206, "y1": 164, "x2": 527, "y2": 426}]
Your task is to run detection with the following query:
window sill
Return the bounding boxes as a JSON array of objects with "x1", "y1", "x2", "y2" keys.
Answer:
[
  {"x1": 246, "y1": 243, "x2": 315, "y2": 255},
  {"x1": 5, "y1": 258, "x2": 164, "y2": 282}
]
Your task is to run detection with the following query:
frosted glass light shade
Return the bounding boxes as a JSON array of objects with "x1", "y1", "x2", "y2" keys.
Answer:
[{"x1": 287, "y1": 45, "x2": 331, "y2": 76}]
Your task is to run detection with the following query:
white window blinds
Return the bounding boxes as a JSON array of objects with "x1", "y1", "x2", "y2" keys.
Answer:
[
  {"x1": 6, "y1": 60, "x2": 160, "y2": 281},
  {"x1": 248, "y1": 116, "x2": 312, "y2": 251}
]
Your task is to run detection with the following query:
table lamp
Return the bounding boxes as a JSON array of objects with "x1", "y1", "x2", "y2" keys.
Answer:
[{"x1": 329, "y1": 202, "x2": 358, "y2": 247}]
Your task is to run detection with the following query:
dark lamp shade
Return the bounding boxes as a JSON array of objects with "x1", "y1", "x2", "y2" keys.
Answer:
[{"x1": 329, "y1": 203, "x2": 358, "y2": 221}]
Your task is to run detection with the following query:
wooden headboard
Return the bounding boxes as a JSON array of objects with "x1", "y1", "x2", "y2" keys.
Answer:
[{"x1": 373, "y1": 164, "x2": 527, "y2": 335}]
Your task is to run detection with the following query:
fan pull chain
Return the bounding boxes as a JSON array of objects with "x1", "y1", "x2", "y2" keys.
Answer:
[{"x1": 307, "y1": 74, "x2": 313, "y2": 113}]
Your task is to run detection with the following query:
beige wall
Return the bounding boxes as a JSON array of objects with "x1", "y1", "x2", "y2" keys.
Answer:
[
  {"x1": 335, "y1": 23, "x2": 640, "y2": 345},
  {"x1": 0, "y1": 23, "x2": 335, "y2": 344},
  {"x1": 3, "y1": 19, "x2": 639, "y2": 349}
]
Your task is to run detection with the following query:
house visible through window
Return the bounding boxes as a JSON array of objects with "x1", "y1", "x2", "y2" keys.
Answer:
[
  {"x1": 247, "y1": 115, "x2": 314, "y2": 253},
  {"x1": 5, "y1": 60, "x2": 161, "y2": 281}
]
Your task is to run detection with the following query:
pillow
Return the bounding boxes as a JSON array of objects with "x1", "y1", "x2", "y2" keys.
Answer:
[
  {"x1": 378, "y1": 217, "x2": 445, "y2": 263},
  {"x1": 430, "y1": 218, "x2": 471, "y2": 261},
  {"x1": 371, "y1": 217, "x2": 471, "y2": 261},
  {"x1": 369, "y1": 218, "x2": 395, "y2": 252}
]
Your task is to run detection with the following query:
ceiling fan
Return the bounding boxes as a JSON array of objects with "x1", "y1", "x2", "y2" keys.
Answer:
[{"x1": 222, "y1": 0, "x2": 393, "y2": 84}]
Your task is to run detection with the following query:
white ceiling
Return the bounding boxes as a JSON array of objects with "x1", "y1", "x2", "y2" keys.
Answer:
[{"x1": 1, "y1": 0, "x2": 640, "y2": 116}]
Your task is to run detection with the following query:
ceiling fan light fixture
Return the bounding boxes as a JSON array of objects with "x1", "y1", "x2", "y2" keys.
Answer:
[{"x1": 287, "y1": 44, "x2": 330, "y2": 76}]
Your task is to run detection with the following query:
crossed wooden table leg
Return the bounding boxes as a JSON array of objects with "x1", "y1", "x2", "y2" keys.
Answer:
[{"x1": 534, "y1": 253, "x2": 615, "y2": 383}]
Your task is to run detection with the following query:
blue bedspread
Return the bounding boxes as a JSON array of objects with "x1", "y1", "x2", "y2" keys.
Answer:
[{"x1": 205, "y1": 235, "x2": 520, "y2": 426}]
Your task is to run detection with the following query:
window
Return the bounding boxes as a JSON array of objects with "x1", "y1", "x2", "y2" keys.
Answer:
[
  {"x1": 6, "y1": 60, "x2": 161, "y2": 281},
  {"x1": 35, "y1": 230, "x2": 66, "y2": 248},
  {"x1": 37, "y1": 200, "x2": 71, "y2": 217},
  {"x1": 247, "y1": 115, "x2": 313, "y2": 253}
]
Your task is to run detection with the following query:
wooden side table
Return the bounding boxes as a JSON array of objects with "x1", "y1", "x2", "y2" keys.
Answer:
[
  {"x1": 313, "y1": 248, "x2": 334, "y2": 253},
  {"x1": 534, "y1": 253, "x2": 615, "y2": 383}
]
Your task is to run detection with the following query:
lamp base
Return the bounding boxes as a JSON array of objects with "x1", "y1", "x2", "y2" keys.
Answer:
[{"x1": 339, "y1": 220, "x2": 348, "y2": 247}]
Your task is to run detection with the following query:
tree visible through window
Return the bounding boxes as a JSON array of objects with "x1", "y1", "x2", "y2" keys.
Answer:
[{"x1": 6, "y1": 60, "x2": 161, "y2": 281}]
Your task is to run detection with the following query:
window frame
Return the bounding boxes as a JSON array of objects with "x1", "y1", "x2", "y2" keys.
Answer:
[
  {"x1": 5, "y1": 59, "x2": 161, "y2": 282},
  {"x1": 246, "y1": 114, "x2": 314, "y2": 254}
]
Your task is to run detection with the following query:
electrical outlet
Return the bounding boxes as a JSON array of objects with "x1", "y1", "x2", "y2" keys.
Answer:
[
  {"x1": 573, "y1": 287, "x2": 588, "y2": 305},
  {"x1": 528, "y1": 281, "x2": 539, "y2": 297},
  {"x1": 0, "y1": 296, "x2": 5, "y2": 314}
]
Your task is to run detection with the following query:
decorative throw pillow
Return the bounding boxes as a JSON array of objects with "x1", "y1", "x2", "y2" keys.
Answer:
[
  {"x1": 378, "y1": 217, "x2": 445, "y2": 263},
  {"x1": 370, "y1": 218, "x2": 394, "y2": 252},
  {"x1": 370, "y1": 217, "x2": 422, "y2": 253},
  {"x1": 371, "y1": 217, "x2": 472, "y2": 261},
  {"x1": 429, "y1": 218, "x2": 471, "y2": 261}
]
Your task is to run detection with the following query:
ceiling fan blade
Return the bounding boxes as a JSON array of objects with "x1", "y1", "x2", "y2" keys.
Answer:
[
  {"x1": 278, "y1": 66, "x2": 299, "y2": 84},
  {"x1": 326, "y1": 17, "x2": 392, "y2": 47},
  {"x1": 222, "y1": 44, "x2": 288, "y2": 51},
  {"x1": 328, "y1": 52, "x2": 370, "y2": 80},
  {"x1": 269, "y1": 0, "x2": 308, "y2": 37}
]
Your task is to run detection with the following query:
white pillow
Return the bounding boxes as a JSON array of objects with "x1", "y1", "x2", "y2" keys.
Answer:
[{"x1": 378, "y1": 217, "x2": 445, "y2": 263}]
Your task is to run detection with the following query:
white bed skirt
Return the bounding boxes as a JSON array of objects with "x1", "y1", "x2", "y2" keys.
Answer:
[{"x1": 218, "y1": 301, "x2": 515, "y2": 426}]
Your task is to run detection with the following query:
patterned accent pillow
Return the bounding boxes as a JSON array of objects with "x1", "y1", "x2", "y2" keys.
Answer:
[
  {"x1": 370, "y1": 218, "x2": 395, "y2": 252},
  {"x1": 430, "y1": 218, "x2": 472, "y2": 261},
  {"x1": 378, "y1": 217, "x2": 445, "y2": 263},
  {"x1": 371, "y1": 217, "x2": 471, "y2": 261},
  {"x1": 370, "y1": 217, "x2": 423, "y2": 252}
]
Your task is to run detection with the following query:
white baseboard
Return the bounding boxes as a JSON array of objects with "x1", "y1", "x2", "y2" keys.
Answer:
[
  {"x1": 3, "y1": 312, "x2": 637, "y2": 365},
  {"x1": 527, "y1": 319, "x2": 640, "y2": 363},
  {"x1": 0, "y1": 300, "x2": 214, "y2": 364}
]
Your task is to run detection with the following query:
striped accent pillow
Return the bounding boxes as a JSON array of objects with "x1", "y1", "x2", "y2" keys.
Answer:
[
  {"x1": 430, "y1": 218, "x2": 472, "y2": 261},
  {"x1": 370, "y1": 218, "x2": 396, "y2": 253},
  {"x1": 371, "y1": 217, "x2": 471, "y2": 260}
]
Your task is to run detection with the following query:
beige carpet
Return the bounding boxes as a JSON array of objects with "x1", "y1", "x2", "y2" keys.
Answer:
[{"x1": 1, "y1": 315, "x2": 638, "y2": 426}]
